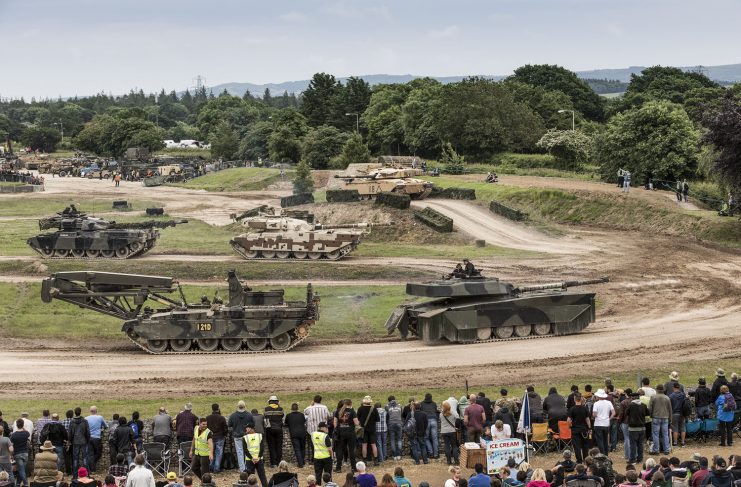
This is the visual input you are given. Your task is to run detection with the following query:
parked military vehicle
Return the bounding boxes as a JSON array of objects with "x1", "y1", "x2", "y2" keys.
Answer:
[
  {"x1": 40, "y1": 270, "x2": 320, "y2": 354},
  {"x1": 335, "y1": 166, "x2": 433, "y2": 199},
  {"x1": 230, "y1": 205, "x2": 387, "y2": 260},
  {"x1": 385, "y1": 275, "x2": 609, "y2": 344},
  {"x1": 27, "y1": 206, "x2": 186, "y2": 259}
]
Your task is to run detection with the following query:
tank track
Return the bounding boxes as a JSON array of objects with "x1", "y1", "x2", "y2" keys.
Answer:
[
  {"x1": 29, "y1": 241, "x2": 157, "y2": 260},
  {"x1": 229, "y1": 241, "x2": 355, "y2": 261},
  {"x1": 125, "y1": 332, "x2": 309, "y2": 355},
  {"x1": 412, "y1": 329, "x2": 575, "y2": 345}
]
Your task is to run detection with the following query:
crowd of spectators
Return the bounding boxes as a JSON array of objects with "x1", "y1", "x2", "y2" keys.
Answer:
[{"x1": 0, "y1": 169, "x2": 44, "y2": 185}]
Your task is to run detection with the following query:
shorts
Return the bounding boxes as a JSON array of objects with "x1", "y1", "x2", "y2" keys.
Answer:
[
  {"x1": 362, "y1": 430, "x2": 377, "y2": 444},
  {"x1": 671, "y1": 413, "x2": 685, "y2": 433}
]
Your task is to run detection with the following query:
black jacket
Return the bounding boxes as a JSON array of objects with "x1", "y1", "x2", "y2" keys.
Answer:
[
  {"x1": 543, "y1": 393, "x2": 568, "y2": 420},
  {"x1": 112, "y1": 425, "x2": 134, "y2": 453},
  {"x1": 477, "y1": 396, "x2": 493, "y2": 421},
  {"x1": 264, "y1": 405, "x2": 285, "y2": 429},
  {"x1": 413, "y1": 410, "x2": 428, "y2": 436},
  {"x1": 694, "y1": 386, "x2": 712, "y2": 408},
  {"x1": 45, "y1": 421, "x2": 68, "y2": 447},
  {"x1": 228, "y1": 411, "x2": 255, "y2": 439},
  {"x1": 284, "y1": 412, "x2": 306, "y2": 438},
  {"x1": 69, "y1": 416, "x2": 90, "y2": 445},
  {"x1": 418, "y1": 399, "x2": 438, "y2": 419},
  {"x1": 701, "y1": 469, "x2": 733, "y2": 487},
  {"x1": 626, "y1": 401, "x2": 649, "y2": 428},
  {"x1": 711, "y1": 377, "x2": 729, "y2": 401},
  {"x1": 207, "y1": 412, "x2": 228, "y2": 439},
  {"x1": 729, "y1": 380, "x2": 741, "y2": 402}
]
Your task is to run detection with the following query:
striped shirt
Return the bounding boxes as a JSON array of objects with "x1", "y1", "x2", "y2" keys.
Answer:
[
  {"x1": 375, "y1": 408, "x2": 387, "y2": 433},
  {"x1": 303, "y1": 404, "x2": 331, "y2": 434}
]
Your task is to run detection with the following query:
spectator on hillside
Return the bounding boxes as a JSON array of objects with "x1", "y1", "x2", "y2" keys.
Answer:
[
  {"x1": 729, "y1": 373, "x2": 741, "y2": 402},
  {"x1": 228, "y1": 401, "x2": 253, "y2": 473},
  {"x1": 264, "y1": 397, "x2": 285, "y2": 468},
  {"x1": 625, "y1": 392, "x2": 649, "y2": 464},
  {"x1": 374, "y1": 402, "x2": 387, "y2": 463},
  {"x1": 32, "y1": 440, "x2": 59, "y2": 487},
  {"x1": 669, "y1": 384, "x2": 688, "y2": 447},
  {"x1": 566, "y1": 386, "x2": 580, "y2": 410},
  {"x1": 356, "y1": 397, "x2": 380, "y2": 466},
  {"x1": 444, "y1": 466, "x2": 460, "y2": 487},
  {"x1": 464, "y1": 395, "x2": 485, "y2": 443},
  {"x1": 10, "y1": 419, "x2": 31, "y2": 487},
  {"x1": 206, "y1": 405, "x2": 227, "y2": 473},
  {"x1": 285, "y1": 403, "x2": 307, "y2": 468},
  {"x1": 86, "y1": 406, "x2": 107, "y2": 472},
  {"x1": 641, "y1": 378, "x2": 656, "y2": 397},
  {"x1": 393, "y1": 467, "x2": 411, "y2": 487},
  {"x1": 664, "y1": 372, "x2": 685, "y2": 394},
  {"x1": 410, "y1": 402, "x2": 428, "y2": 465},
  {"x1": 305, "y1": 396, "x2": 331, "y2": 463},
  {"x1": 588, "y1": 447, "x2": 615, "y2": 487},
  {"x1": 495, "y1": 389, "x2": 517, "y2": 416},
  {"x1": 354, "y1": 462, "x2": 376, "y2": 487},
  {"x1": 494, "y1": 406, "x2": 516, "y2": 436},
  {"x1": 711, "y1": 369, "x2": 729, "y2": 401},
  {"x1": 69, "y1": 408, "x2": 90, "y2": 477},
  {"x1": 175, "y1": 404, "x2": 198, "y2": 445},
  {"x1": 152, "y1": 407, "x2": 172, "y2": 446},
  {"x1": 468, "y1": 464, "x2": 490, "y2": 487},
  {"x1": 439, "y1": 401, "x2": 459, "y2": 465},
  {"x1": 542, "y1": 387, "x2": 568, "y2": 432},
  {"x1": 551, "y1": 450, "x2": 576, "y2": 487},
  {"x1": 692, "y1": 458, "x2": 710, "y2": 487},
  {"x1": 418, "y1": 393, "x2": 439, "y2": 460},
  {"x1": 385, "y1": 397, "x2": 403, "y2": 461},
  {"x1": 526, "y1": 386, "x2": 544, "y2": 424},
  {"x1": 701, "y1": 457, "x2": 732, "y2": 487},
  {"x1": 108, "y1": 453, "x2": 129, "y2": 479},
  {"x1": 268, "y1": 461, "x2": 297, "y2": 487},
  {"x1": 565, "y1": 464, "x2": 603, "y2": 486},
  {"x1": 333, "y1": 399, "x2": 358, "y2": 473},
  {"x1": 567, "y1": 393, "x2": 591, "y2": 463},
  {"x1": 124, "y1": 454, "x2": 154, "y2": 487},
  {"x1": 591, "y1": 390, "x2": 615, "y2": 455},
  {"x1": 72, "y1": 467, "x2": 96, "y2": 487},
  {"x1": 715, "y1": 385, "x2": 735, "y2": 447},
  {"x1": 110, "y1": 417, "x2": 134, "y2": 466},
  {"x1": 693, "y1": 378, "x2": 713, "y2": 420},
  {"x1": 492, "y1": 420, "x2": 511, "y2": 440},
  {"x1": 476, "y1": 392, "x2": 493, "y2": 424},
  {"x1": 526, "y1": 469, "x2": 549, "y2": 487},
  {"x1": 649, "y1": 385, "x2": 672, "y2": 455}
]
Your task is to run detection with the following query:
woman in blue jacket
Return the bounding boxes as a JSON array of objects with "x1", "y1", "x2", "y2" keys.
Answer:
[{"x1": 715, "y1": 385, "x2": 735, "y2": 447}]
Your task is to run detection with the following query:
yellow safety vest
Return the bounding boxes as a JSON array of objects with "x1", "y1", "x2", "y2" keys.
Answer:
[
  {"x1": 244, "y1": 433, "x2": 262, "y2": 460},
  {"x1": 312, "y1": 432, "x2": 330, "y2": 459},
  {"x1": 194, "y1": 427, "x2": 211, "y2": 457}
]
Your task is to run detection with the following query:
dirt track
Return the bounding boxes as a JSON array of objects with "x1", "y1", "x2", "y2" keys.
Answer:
[{"x1": 1, "y1": 175, "x2": 740, "y2": 399}]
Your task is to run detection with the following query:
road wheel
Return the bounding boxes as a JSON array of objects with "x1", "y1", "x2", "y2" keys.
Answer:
[
  {"x1": 71, "y1": 249, "x2": 86, "y2": 258},
  {"x1": 86, "y1": 249, "x2": 101, "y2": 258},
  {"x1": 307, "y1": 252, "x2": 322, "y2": 260},
  {"x1": 270, "y1": 333, "x2": 292, "y2": 351},
  {"x1": 147, "y1": 339, "x2": 168, "y2": 353},
  {"x1": 293, "y1": 251, "x2": 308, "y2": 259},
  {"x1": 129, "y1": 242, "x2": 143, "y2": 253},
  {"x1": 197, "y1": 339, "x2": 219, "y2": 352},
  {"x1": 40, "y1": 248, "x2": 54, "y2": 258},
  {"x1": 114, "y1": 247, "x2": 129, "y2": 259},
  {"x1": 495, "y1": 326, "x2": 514, "y2": 339},
  {"x1": 533, "y1": 323, "x2": 552, "y2": 336},
  {"x1": 476, "y1": 327, "x2": 492, "y2": 340},
  {"x1": 325, "y1": 250, "x2": 342, "y2": 260},
  {"x1": 514, "y1": 324, "x2": 532, "y2": 337},
  {"x1": 170, "y1": 339, "x2": 192, "y2": 352},
  {"x1": 101, "y1": 249, "x2": 115, "y2": 258},
  {"x1": 241, "y1": 248, "x2": 259, "y2": 258},
  {"x1": 275, "y1": 251, "x2": 291, "y2": 259},
  {"x1": 246, "y1": 338, "x2": 267, "y2": 351},
  {"x1": 261, "y1": 250, "x2": 276, "y2": 259},
  {"x1": 54, "y1": 249, "x2": 70, "y2": 258},
  {"x1": 221, "y1": 338, "x2": 243, "y2": 352}
]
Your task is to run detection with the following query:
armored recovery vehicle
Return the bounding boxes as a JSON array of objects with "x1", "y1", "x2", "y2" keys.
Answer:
[
  {"x1": 335, "y1": 166, "x2": 433, "y2": 199},
  {"x1": 229, "y1": 206, "x2": 389, "y2": 260},
  {"x1": 41, "y1": 270, "x2": 320, "y2": 354},
  {"x1": 27, "y1": 207, "x2": 186, "y2": 259},
  {"x1": 385, "y1": 275, "x2": 609, "y2": 344}
]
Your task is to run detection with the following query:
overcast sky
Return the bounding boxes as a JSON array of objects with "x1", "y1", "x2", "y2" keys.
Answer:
[{"x1": 1, "y1": 0, "x2": 739, "y2": 99}]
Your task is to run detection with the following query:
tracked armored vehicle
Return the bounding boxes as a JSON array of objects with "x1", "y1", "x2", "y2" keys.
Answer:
[
  {"x1": 335, "y1": 167, "x2": 433, "y2": 199},
  {"x1": 229, "y1": 206, "x2": 388, "y2": 260},
  {"x1": 386, "y1": 275, "x2": 609, "y2": 344},
  {"x1": 41, "y1": 270, "x2": 320, "y2": 354},
  {"x1": 27, "y1": 207, "x2": 186, "y2": 259}
]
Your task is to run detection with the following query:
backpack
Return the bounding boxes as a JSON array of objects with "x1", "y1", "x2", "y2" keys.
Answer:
[
  {"x1": 591, "y1": 456, "x2": 615, "y2": 487},
  {"x1": 403, "y1": 414, "x2": 416, "y2": 436},
  {"x1": 129, "y1": 421, "x2": 140, "y2": 439},
  {"x1": 670, "y1": 470, "x2": 690, "y2": 487},
  {"x1": 723, "y1": 393, "x2": 736, "y2": 412},
  {"x1": 40, "y1": 423, "x2": 51, "y2": 444}
]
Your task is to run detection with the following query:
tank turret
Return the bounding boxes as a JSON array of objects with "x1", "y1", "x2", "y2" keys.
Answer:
[
  {"x1": 386, "y1": 275, "x2": 609, "y2": 344},
  {"x1": 334, "y1": 167, "x2": 433, "y2": 199}
]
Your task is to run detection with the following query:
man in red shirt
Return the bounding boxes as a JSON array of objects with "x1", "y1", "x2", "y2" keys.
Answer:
[{"x1": 464, "y1": 394, "x2": 486, "y2": 443}]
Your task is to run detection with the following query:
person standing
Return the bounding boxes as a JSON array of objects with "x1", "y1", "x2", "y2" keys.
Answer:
[
  {"x1": 682, "y1": 180, "x2": 689, "y2": 203},
  {"x1": 285, "y1": 404, "x2": 307, "y2": 468},
  {"x1": 206, "y1": 405, "x2": 227, "y2": 474},
  {"x1": 623, "y1": 172, "x2": 631, "y2": 193},
  {"x1": 626, "y1": 392, "x2": 649, "y2": 465},
  {"x1": 648, "y1": 384, "x2": 672, "y2": 454},
  {"x1": 44, "y1": 413, "x2": 67, "y2": 472},
  {"x1": 10, "y1": 419, "x2": 30, "y2": 487},
  {"x1": 716, "y1": 385, "x2": 735, "y2": 447},
  {"x1": 385, "y1": 397, "x2": 403, "y2": 461},
  {"x1": 676, "y1": 180, "x2": 682, "y2": 201},
  {"x1": 410, "y1": 403, "x2": 428, "y2": 465},
  {"x1": 86, "y1": 406, "x2": 107, "y2": 473},
  {"x1": 125, "y1": 454, "x2": 155, "y2": 487},
  {"x1": 0, "y1": 426, "x2": 13, "y2": 486},
  {"x1": 333, "y1": 399, "x2": 358, "y2": 473},
  {"x1": 591, "y1": 390, "x2": 614, "y2": 455},
  {"x1": 311, "y1": 423, "x2": 332, "y2": 486},
  {"x1": 464, "y1": 394, "x2": 485, "y2": 443},
  {"x1": 710, "y1": 369, "x2": 729, "y2": 402},
  {"x1": 669, "y1": 384, "x2": 687, "y2": 447},
  {"x1": 189, "y1": 418, "x2": 213, "y2": 480},
  {"x1": 110, "y1": 417, "x2": 135, "y2": 466},
  {"x1": 356, "y1": 397, "x2": 380, "y2": 466},
  {"x1": 374, "y1": 402, "x2": 387, "y2": 464},
  {"x1": 419, "y1": 393, "x2": 439, "y2": 460},
  {"x1": 439, "y1": 401, "x2": 459, "y2": 466},
  {"x1": 243, "y1": 425, "x2": 267, "y2": 487},
  {"x1": 175, "y1": 404, "x2": 198, "y2": 446},
  {"x1": 153, "y1": 407, "x2": 173, "y2": 446},
  {"x1": 567, "y1": 393, "x2": 591, "y2": 463},
  {"x1": 264, "y1": 396, "x2": 285, "y2": 468},
  {"x1": 228, "y1": 401, "x2": 254, "y2": 474},
  {"x1": 304, "y1": 396, "x2": 331, "y2": 462},
  {"x1": 69, "y1": 408, "x2": 91, "y2": 476}
]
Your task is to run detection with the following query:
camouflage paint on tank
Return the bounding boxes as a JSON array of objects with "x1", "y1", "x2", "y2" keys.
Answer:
[
  {"x1": 335, "y1": 167, "x2": 433, "y2": 199},
  {"x1": 386, "y1": 276, "x2": 608, "y2": 344}
]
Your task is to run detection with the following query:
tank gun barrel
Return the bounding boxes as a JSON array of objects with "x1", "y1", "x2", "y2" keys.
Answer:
[
  {"x1": 516, "y1": 276, "x2": 609, "y2": 293},
  {"x1": 110, "y1": 219, "x2": 188, "y2": 230},
  {"x1": 314, "y1": 222, "x2": 394, "y2": 230}
]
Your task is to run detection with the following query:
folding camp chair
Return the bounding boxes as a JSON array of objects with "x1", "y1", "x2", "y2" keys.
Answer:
[
  {"x1": 178, "y1": 441, "x2": 193, "y2": 476},
  {"x1": 554, "y1": 420, "x2": 573, "y2": 451},
  {"x1": 143, "y1": 442, "x2": 171, "y2": 478},
  {"x1": 530, "y1": 423, "x2": 551, "y2": 454},
  {"x1": 732, "y1": 410, "x2": 741, "y2": 440},
  {"x1": 702, "y1": 418, "x2": 719, "y2": 442},
  {"x1": 685, "y1": 419, "x2": 703, "y2": 442}
]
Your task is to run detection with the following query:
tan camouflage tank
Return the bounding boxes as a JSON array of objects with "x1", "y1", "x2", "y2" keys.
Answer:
[{"x1": 335, "y1": 166, "x2": 433, "y2": 199}]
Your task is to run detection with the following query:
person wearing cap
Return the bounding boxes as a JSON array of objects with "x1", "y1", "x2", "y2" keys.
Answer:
[
  {"x1": 189, "y1": 418, "x2": 213, "y2": 480},
  {"x1": 243, "y1": 424, "x2": 268, "y2": 487},
  {"x1": 152, "y1": 407, "x2": 173, "y2": 447},
  {"x1": 285, "y1": 403, "x2": 307, "y2": 468},
  {"x1": 664, "y1": 371, "x2": 685, "y2": 395},
  {"x1": 357, "y1": 396, "x2": 380, "y2": 466},
  {"x1": 311, "y1": 422, "x2": 332, "y2": 485},
  {"x1": 207, "y1": 404, "x2": 228, "y2": 473},
  {"x1": 711, "y1": 369, "x2": 729, "y2": 402},
  {"x1": 648, "y1": 384, "x2": 672, "y2": 454},
  {"x1": 551, "y1": 450, "x2": 576, "y2": 487},
  {"x1": 228, "y1": 401, "x2": 254, "y2": 473},
  {"x1": 691, "y1": 457, "x2": 709, "y2": 487},
  {"x1": 72, "y1": 467, "x2": 97, "y2": 487},
  {"x1": 166, "y1": 472, "x2": 184, "y2": 487},
  {"x1": 694, "y1": 378, "x2": 713, "y2": 421},
  {"x1": 264, "y1": 396, "x2": 285, "y2": 468},
  {"x1": 591, "y1": 389, "x2": 615, "y2": 455},
  {"x1": 625, "y1": 392, "x2": 649, "y2": 464},
  {"x1": 124, "y1": 454, "x2": 154, "y2": 487},
  {"x1": 175, "y1": 404, "x2": 198, "y2": 446},
  {"x1": 10, "y1": 418, "x2": 31, "y2": 487},
  {"x1": 32, "y1": 440, "x2": 59, "y2": 487}
]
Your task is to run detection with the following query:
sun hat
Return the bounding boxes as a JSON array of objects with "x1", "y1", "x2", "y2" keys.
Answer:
[
  {"x1": 595, "y1": 389, "x2": 608, "y2": 398},
  {"x1": 41, "y1": 440, "x2": 54, "y2": 451},
  {"x1": 167, "y1": 472, "x2": 177, "y2": 481}
]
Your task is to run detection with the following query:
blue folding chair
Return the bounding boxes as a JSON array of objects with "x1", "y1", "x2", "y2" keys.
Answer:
[
  {"x1": 702, "y1": 418, "x2": 719, "y2": 442},
  {"x1": 685, "y1": 420, "x2": 703, "y2": 442}
]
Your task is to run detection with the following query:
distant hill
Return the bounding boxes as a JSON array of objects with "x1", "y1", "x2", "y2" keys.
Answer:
[{"x1": 203, "y1": 63, "x2": 741, "y2": 97}]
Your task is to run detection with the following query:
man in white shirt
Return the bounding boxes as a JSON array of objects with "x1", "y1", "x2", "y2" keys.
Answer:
[
  {"x1": 12, "y1": 413, "x2": 33, "y2": 433},
  {"x1": 125, "y1": 454, "x2": 155, "y2": 487},
  {"x1": 641, "y1": 378, "x2": 656, "y2": 397},
  {"x1": 304, "y1": 395, "x2": 331, "y2": 461},
  {"x1": 591, "y1": 389, "x2": 615, "y2": 455},
  {"x1": 491, "y1": 420, "x2": 511, "y2": 439}
]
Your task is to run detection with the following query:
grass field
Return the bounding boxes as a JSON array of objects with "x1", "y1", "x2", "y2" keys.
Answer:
[
  {"x1": 172, "y1": 168, "x2": 289, "y2": 192},
  {"x1": 0, "y1": 197, "x2": 163, "y2": 217},
  {"x1": 355, "y1": 242, "x2": 541, "y2": 259},
  {"x1": 1, "y1": 358, "x2": 738, "y2": 417}
]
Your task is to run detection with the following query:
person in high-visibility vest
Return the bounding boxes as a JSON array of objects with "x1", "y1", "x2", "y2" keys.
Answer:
[
  {"x1": 312, "y1": 422, "x2": 333, "y2": 486},
  {"x1": 243, "y1": 424, "x2": 268, "y2": 487},
  {"x1": 188, "y1": 418, "x2": 213, "y2": 479}
]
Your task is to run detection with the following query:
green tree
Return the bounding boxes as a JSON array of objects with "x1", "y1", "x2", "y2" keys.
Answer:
[
  {"x1": 302, "y1": 125, "x2": 351, "y2": 169},
  {"x1": 401, "y1": 78, "x2": 442, "y2": 156},
  {"x1": 595, "y1": 100, "x2": 700, "y2": 182},
  {"x1": 168, "y1": 122, "x2": 200, "y2": 142},
  {"x1": 268, "y1": 125, "x2": 303, "y2": 163},
  {"x1": 20, "y1": 126, "x2": 61, "y2": 152},
  {"x1": 293, "y1": 159, "x2": 314, "y2": 194},
  {"x1": 702, "y1": 93, "x2": 741, "y2": 192},
  {"x1": 331, "y1": 77, "x2": 372, "y2": 131},
  {"x1": 440, "y1": 142, "x2": 465, "y2": 174},
  {"x1": 337, "y1": 133, "x2": 371, "y2": 169},
  {"x1": 362, "y1": 84, "x2": 410, "y2": 154},
  {"x1": 196, "y1": 95, "x2": 259, "y2": 138},
  {"x1": 209, "y1": 120, "x2": 239, "y2": 160},
  {"x1": 503, "y1": 81, "x2": 576, "y2": 129},
  {"x1": 238, "y1": 121, "x2": 272, "y2": 160},
  {"x1": 536, "y1": 130, "x2": 592, "y2": 169},
  {"x1": 301, "y1": 73, "x2": 340, "y2": 127},
  {"x1": 509, "y1": 64, "x2": 605, "y2": 121},
  {"x1": 74, "y1": 115, "x2": 164, "y2": 156}
]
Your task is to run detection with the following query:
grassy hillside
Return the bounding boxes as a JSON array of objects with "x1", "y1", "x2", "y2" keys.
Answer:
[{"x1": 172, "y1": 168, "x2": 288, "y2": 192}]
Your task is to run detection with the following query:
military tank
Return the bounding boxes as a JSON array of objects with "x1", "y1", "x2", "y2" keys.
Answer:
[
  {"x1": 40, "y1": 270, "x2": 320, "y2": 354},
  {"x1": 229, "y1": 206, "x2": 388, "y2": 260},
  {"x1": 335, "y1": 166, "x2": 433, "y2": 199},
  {"x1": 385, "y1": 275, "x2": 609, "y2": 344},
  {"x1": 27, "y1": 206, "x2": 186, "y2": 259}
]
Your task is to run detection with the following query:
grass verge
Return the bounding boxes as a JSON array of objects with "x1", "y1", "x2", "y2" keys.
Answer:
[
  {"x1": 171, "y1": 168, "x2": 289, "y2": 192},
  {"x1": 0, "y1": 197, "x2": 163, "y2": 217}
]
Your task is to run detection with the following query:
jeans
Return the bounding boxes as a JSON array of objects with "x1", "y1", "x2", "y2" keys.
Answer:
[
  {"x1": 14, "y1": 452, "x2": 28, "y2": 487},
  {"x1": 651, "y1": 418, "x2": 670, "y2": 453},
  {"x1": 621, "y1": 423, "x2": 631, "y2": 461},
  {"x1": 154, "y1": 435, "x2": 171, "y2": 447},
  {"x1": 291, "y1": 436, "x2": 306, "y2": 467},
  {"x1": 593, "y1": 426, "x2": 609, "y2": 455},
  {"x1": 375, "y1": 431, "x2": 387, "y2": 462},
  {"x1": 0, "y1": 462, "x2": 14, "y2": 485},
  {"x1": 628, "y1": 429, "x2": 645, "y2": 463},
  {"x1": 696, "y1": 405, "x2": 711, "y2": 420},
  {"x1": 609, "y1": 419, "x2": 619, "y2": 451},
  {"x1": 442, "y1": 432, "x2": 459, "y2": 464},
  {"x1": 87, "y1": 438, "x2": 102, "y2": 472},
  {"x1": 210, "y1": 437, "x2": 225, "y2": 472},
  {"x1": 410, "y1": 435, "x2": 428, "y2": 464},
  {"x1": 72, "y1": 443, "x2": 88, "y2": 475},
  {"x1": 388, "y1": 423, "x2": 402, "y2": 458},
  {"x1": 425, "y1": 419, "x2": 439, "y2": 458},
  {"x1": 54, "y1": 445, "x2": 65, "y2": 471},
  {"x1": 233, "y1": 436, "x2": 245, "y2": 472}
]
